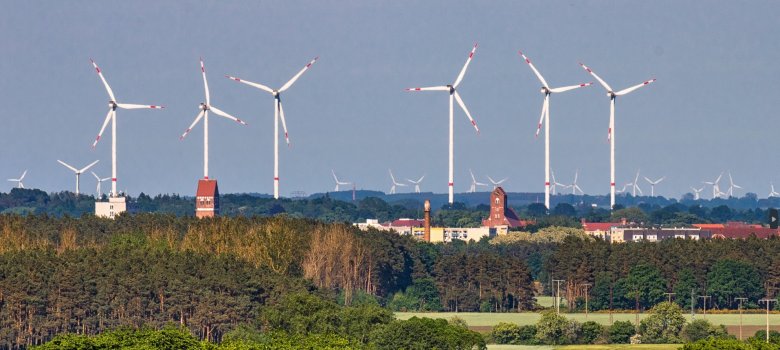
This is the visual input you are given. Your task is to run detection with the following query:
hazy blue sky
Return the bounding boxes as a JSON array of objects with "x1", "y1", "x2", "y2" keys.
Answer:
[{"x1": 1, "y1": 1, "x2": 778, "y2": 199}]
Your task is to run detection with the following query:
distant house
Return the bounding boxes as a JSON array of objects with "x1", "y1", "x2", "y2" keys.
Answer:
[
  {"x1": 693, "y1": 222, "x2": 779, "y2": 239},
  {"x1": 195, "y1": 179, "x2": 219, "y2": 218},
  {"x1": 482, "y1": 186, "x2": 530, "y2": 232}
]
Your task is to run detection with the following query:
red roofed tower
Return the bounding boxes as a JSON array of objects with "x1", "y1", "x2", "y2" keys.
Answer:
[
  {"x1": 196, "y1": 179, "x2": 219, "y2": 218},
  {"x1": 482, "y1": 186, "x2": 527, "y2": 228}
]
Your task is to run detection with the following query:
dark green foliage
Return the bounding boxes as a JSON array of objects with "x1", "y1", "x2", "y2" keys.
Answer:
[
  {"x1": 608, "y1": 321, "x2": 636, "y2": 344},
  {"x1": 750, "y1": 330, "x2": 780, "y2": 345},
  {"x1": 534, "y1": 309, "x2": 578, "y2": 345},
  {"x1": 707, "y1": 259, "x2": 763, "y2": 309},
  {"x1": 579, "y1": 321, "x2": 605, "y2": 344},
  {"x1": 638, "y1": 302, "x2": 686, "y2": 343},
  {"x1": 681, "y1": 337, "x2": 774, "y2": 350},
  {"x1": 682, "y1": 319, "x2": 729, "y2": 342},
  {"x1": 369, "y1": 316, "x2": 486, "y2": 350}
]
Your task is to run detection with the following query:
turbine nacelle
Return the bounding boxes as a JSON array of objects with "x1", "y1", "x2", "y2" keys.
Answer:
[
  {"x1": 108, "y1": 101, "x2": 117, "y2": 110},
  {"x1": 199, "y1": 103, "x2": 209, "y2": 111},
  {"x1": 540, "y1": 86, "x2": 550, "y2": 95}
]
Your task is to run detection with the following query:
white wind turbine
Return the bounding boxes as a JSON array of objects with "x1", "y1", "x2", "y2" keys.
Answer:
[
  {"x1": 226, "y1": 57, "x2": 318, "y2": 199},
  {"x1": 567, "y1": 170, "x2": 584, "y2": 195},
  {"x1": 726, "y1": 172, "x2": 742, "y2": 197},
  {"x1": 388, "y1": 169, "x2": 407, "y2": 194},
  {"x1": 704, "y1": 173, "x2": 725, "y2": 199},
  {"x1": 406, "y1": 44, "x2": 481, "y2": 205},
  {"x1": 628, "y1": 169, "x2": 644, "y2": 197},
  {"x1": 469, "y1": 169, "x2": 487, "y2": 193},
  {"x1": 644, "y1": 176, "x2": 665, "y2": 197},
  {"x1": 519, "y1": 51, "x2": 591, "y2": 209},
  {"x1": 407, "y1": 174, "x2": 425, "y2": 193},
  {"x1": 550, "y1": 170, "x2": 566, "y2": 195},
  {"x1": 770, "y1": 183, "x2": 780, "y2": 198},
  {"x1": 580, "y1": 63, "x2": 655, "y2": 209},
  {"x1": 92, "y1": 171, "x2": 111, "y2": 198},
  {"x1": 616, "y1": 183, "x2": 630, "y2": 194},
  {"x1": 57, "y1": 160, "x2": 99, "y2": 195},
  {"x1": 89, "y1": 59, "x2": 164, "y2": 198},
  {"x1": 332, "y1": 170, "x2": 350, "y2": 191},
  {"x1": 180, "y1": 58, "x2": 248, "y2": 181},
  {"x1": 691, "y1": 186, "x2": 704, "y2": 200},
  {"x1": 487, "y1": 175, "x2": 508, "y2": 190},
  {"x1": 7, "y1": 170, "x2": 27, "y2": 189}
]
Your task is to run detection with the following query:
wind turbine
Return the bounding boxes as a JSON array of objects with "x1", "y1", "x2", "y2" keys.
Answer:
[
  {"x1": 580, "y1": 63, "x2": 655, "y2": 209},
  {"x1": 469, "y1": 169, "x2": 487, "y2": 193},
  {"x1": 691, "y1": 186, "x2": 704, "y2": 200},
  {"x1": 406, "y1": 44, "x2": 481, "y2": 205},
  {"x1": 727, "y1": 172, "x2": 742, "y2": 197},
  {"x1": 770, "y1": 182, "x2": 780, "y2": 198},
  {"x1": 388, "y1": 169, "x2": 407, "y2": 194},
  {"x1": 519, "y1": 51, "x2": 591, "y2": 210},
  {"x1": 57, "y1": 160, "x2": 99, "y2": 195},
  {"x1": 226, "y1": 56, "x2": 318, "y2": 199},
  {"x1": 704, "y1": 173, "x2": 725, "y2": 199},
  {"x1": 550, "y1": 170, "x2": 565, "y2": 195},
  {"x1": 92, "y1": 171, "x2": 111, "y2": 198},
  {"x1": 407, "y1": 174, "x2": 425, "y2": 193},
  {"x1": 644, "y1": 176, "x2": 665, "y2": 197},
  {"x1": 332, "y1": 170, "x2": 350, "y2": 191},
  {"x1": 487, "y1": 175, "x2": 508, "y2": 190},
  {"x1": 180, "y1": 58, "x2": 247, "y2": 181},
  {"x1": 89, "y1": 59, "x2": 164, "y2": 198},
  {"x1": 628, "y1": 169, "x2": 643, "y2": 197},
  {"x1": 567, "y1": 170, "x2": 584, "y2": 195},
  {"x1": 7, "y1": 170, "x2": 26, "y2": 189},
  {"x1": 617, "y1": 183, "x2": 630, "y2": 194}
]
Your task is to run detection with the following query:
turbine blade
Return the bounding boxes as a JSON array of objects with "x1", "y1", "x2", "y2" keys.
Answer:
[
  {"x1": 453, "y1": 43, "x2": 478, "y2": 88},
  {"x1": 57, "y1": 160, "x2": 78, "y2": 173},
  {"x1": 280, "y1": 56, "x2": 318, "y2": 92},
  {"x1": 615, "y1": 78, "x2": 656, "y2": 96},
  {"x1": 92, "y1": 110, "x2": 113, "y2": 148},
  {"x1": 20, "y1": 170, "x2": 26, "y2": 180},
  {"x1": 535, "y1": 98, "x2": 548, "y2": 137},
  {"x1": 278, "y1": 100, "x2": 290, "y2": 146},
  {"x1": 90, "y1": 59, "x2": 116, "y2": 101},
  {"x1": 579, "y1": 63, "x2": 613, "y2": 92},
  {"x1": 549, "y1": 83, "x2": 593, "y2": 93},
  {"x1": 92, "y1": 171, "x2": 100, "y2": 180},
  {"x1": 405, "y1": 86, "x2": 449, "y2": 92},
  {"x1": 78, "y1": 160, "x2": 100, "y2": 173},
  {"x1": 179, "y1": 110, "x2": 205, "y2": 140},
  {"x1": 210, "y1": 106, "x2": 248, "y2": 125},
  {"x1": 116, "y1": 103, "x2": 164, "y2": 110},
  {"x1": 200, "y1": 58, "x2": 210, "y2": 106},
  {"x1": 225, "y1": 75, "x2": 275, "y2": 94},
  {"x1": 518, "y1": 51, "x2": 548, "y2": 87},
  {"x1": 453, "y1": 91, "x2": 479, "y2": 134}
]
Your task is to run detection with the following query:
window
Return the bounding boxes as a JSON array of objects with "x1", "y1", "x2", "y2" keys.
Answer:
[
  {"x1": 633, "y1": 234, "x2": 643, "y2": 241},
  {"x1": 495, "y1": 198, "x2": 499, "y2": 204}
]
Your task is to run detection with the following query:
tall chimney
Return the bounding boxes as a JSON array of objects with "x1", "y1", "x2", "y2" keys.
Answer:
[{"x1": 423, "y1": 200, "x2": 431, "y2": 242}]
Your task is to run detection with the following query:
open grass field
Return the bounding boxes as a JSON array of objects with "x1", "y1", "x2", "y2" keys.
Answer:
[{"x1": 486, "y1": 345, "x2": 681, "y2": 350}]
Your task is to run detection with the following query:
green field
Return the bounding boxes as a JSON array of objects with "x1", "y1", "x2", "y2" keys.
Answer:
[
  {"x1": 396, "y1": 311, "x2": 780, "y2": 327},
  {"x1": 486, "y1": 345, "x2": 681, "y2": 350}
]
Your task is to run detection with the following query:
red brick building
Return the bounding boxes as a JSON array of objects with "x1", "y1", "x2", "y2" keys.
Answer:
[
  {"x1": 482, "y1": 186, "x2": 528, "y2": 228},
  {"x1": 694, "y1": 222, "x2": 779, "y2": 239},
  {"x1": 195, "y1": 179, "x2": 219, "y2": 218}
]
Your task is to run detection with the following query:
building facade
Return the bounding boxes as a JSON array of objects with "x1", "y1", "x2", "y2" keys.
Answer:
[{"x1": 195, "y1": 179, "x2": 219, "y2": 218}]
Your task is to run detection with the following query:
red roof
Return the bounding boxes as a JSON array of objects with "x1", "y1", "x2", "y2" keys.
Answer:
[
  {"x1": 390, "y1": 219, "x2": 424, "y2": 227},
  {"x1": 693, "y1": 224, "x2": 724, "y2": 229},
  {"x1": 582, "y1": 222, "x2": 622, "y2": 232},
  {"x1": 196, "y1": 179, "x2": 219, "y2": 197}
]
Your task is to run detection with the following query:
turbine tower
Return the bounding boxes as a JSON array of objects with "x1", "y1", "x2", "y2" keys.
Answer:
[
  {"x1": 487, "y1": 175, "x2": 508, "y2": 190},
  {"x1": 469, "y1": 169, "x2": 487, "y2": 193},
  {"x1": 406, "y1": 44, "x2": 481, "y2": 205},
  {"x1": 93, "y1": 171, "x2": 111, "y2": 198},
  {"x1": 226, "y1": 56, "x2": 318, "y2": 199},
  {"x1": 580, "y1": 63, "x2": 655, "y2": 209},
  {"x1": 407, "y1": 174, "x2": 425, "y2": 193},
  {"x1": 388, "y1": 169, "x2": 407, "y2": 194},
  {"x1": 180, "y1": 58, "x2": 247, "y2": 180},
  {"x1": 332, "y1": 170, "x2": 350, "y2": 191},
  {"x1": 90, "y1": 59, "x2": 164, "y2": 198},
  {"x1": 7, "y1": 170, "x2": 26, "y2": 189},
  {"x1": 57, "y1": 159, "x2": 99, "y2": 195},
  {"x1": 519, "y1": 51, "x2": 591, "y2": 209},
  {"x1": 644, "y1": 176, "x2": 665, "y2": 197}
]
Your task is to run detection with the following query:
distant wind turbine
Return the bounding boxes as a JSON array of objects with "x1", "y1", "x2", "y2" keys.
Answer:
[
  {"x1": 567, "y1": 170, "x2": 584, "y2": 195},
  {"x1": 704, "y1": 172, "x2": 725, "y2": 199},
  {"x1": 770, "y1": 182, "x2": 780, "y2": 198},
  {"x1": 332, "y1": 170, "x2": 350, "y2": 191},
  {"x1": 406, "y1": 44, "x2": 481, "y2": 204},
  {"x1": 388, "y1": 169, "x2": 407, "y2": 194},
  {"x1": 487, "y1": 175, "x2": 508, "y2": 190},
  {"x1": 644, "y1": 176, "x2": 665, "y2": 197},
  {"x1": 92, "y1": 171, "x2": 111, "y2": 198},
  {"x1": 57, "y1": 159, "x2": 99, "y2": 195},
  {"x1": 407, "y1": 174, "x2": 425, "y2": 193},
  {"x1": 727, "y1": 172, "x2": 742, "y2": 197},
  {"x1": 469, "y1": 169, "x2": 487, "y2": 193},
  {"x1": 691, "y1": 186, "x2": 704, "y2": 200},
  {"x1": 7, "y1": 170, "x2": 27, "y2": 189},
  {"x1": 628, "y1": 169, "x2": 643, "y2": 196}
]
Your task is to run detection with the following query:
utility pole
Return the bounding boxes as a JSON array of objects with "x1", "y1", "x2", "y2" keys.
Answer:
[
  {"x1": 735, "y1": 297, "x2": 747, "y2": 340},
  {"x1": 553, "y1": 279, "x2": 565, "y2": 315},
  {"x1": 582, "y1": 283, "x2": 592, "y2": 319},
  {"x1": 759, "y1": 298, "x2": 777, "y2": 343},
  {"x1": 664, "y1": 292, "x2": 675, "y2": 303},
  {"x1": 691, "y1": 289, "x2": 696, "y2": 319},
  {"x1": 698, "y1": 295, "x2": 711, "y2": 319}
]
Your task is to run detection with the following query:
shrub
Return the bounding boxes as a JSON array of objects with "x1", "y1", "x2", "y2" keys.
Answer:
[
  {"x1": 535, "y1": 309, "x2": 576, "y2": 345},
  {"x1": 680, "y1": 337, "x2": 757, "y2": 350},
  {"x1": 682, "y1": 319, "x2": 729, "y2": 342},
  {"x1": 491, "y1": 322, "x2": 521, "y2": 344},
  {"x1": 638, "y1": 301, "x2": 686, "y2": 343},
  {"x1": 608, "y1": 321, "x2": 636, "y2": 344},
  {"x1": 579, "y1": 321, "x2": 605, "y2": 344}
]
